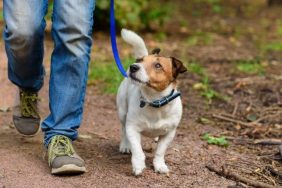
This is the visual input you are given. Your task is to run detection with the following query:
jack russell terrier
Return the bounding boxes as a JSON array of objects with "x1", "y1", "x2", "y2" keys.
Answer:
[{"x1": 116, "y1": 29, "x2": 187, "y2": 176}]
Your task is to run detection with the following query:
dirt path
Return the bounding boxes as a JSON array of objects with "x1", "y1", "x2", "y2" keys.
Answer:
[
  {"x1": 1, "y1": 2, "x2": 282, "y2": 187},
  {"x1": 0, "y1": 40, "x2": 235, "y2": 188}
]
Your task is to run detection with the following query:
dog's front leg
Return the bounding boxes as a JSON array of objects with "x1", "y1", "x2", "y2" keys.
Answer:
[
  {"x1": 120, "y1": 124, "x2": 131, "y2": 153},
  {"x1": 126, "y1": 125, "x2": 146, "y2": 176},
  {"x1": 154, "y1": 129, "x2": 176, "y2": 174}
]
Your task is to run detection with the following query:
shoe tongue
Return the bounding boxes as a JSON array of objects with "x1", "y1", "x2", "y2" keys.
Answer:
[
  {"x1": 58, "y1": 142, "x2": 66, "y2": 149},
  {"x1": 56, "y1": 138, "x2": 73, "y2": 155}
]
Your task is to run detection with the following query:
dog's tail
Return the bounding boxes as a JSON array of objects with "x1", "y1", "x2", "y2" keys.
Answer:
[{"x1": 121, "y1": 28, "x2": 148, "y2": 58}]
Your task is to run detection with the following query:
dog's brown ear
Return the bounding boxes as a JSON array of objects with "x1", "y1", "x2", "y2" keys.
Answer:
[
  {"x1": 171, "y1": 57, "x2": 187, "y2": 78},
  {"x1": 151, "y1": 48, "x2": 161, "y2": 55}
]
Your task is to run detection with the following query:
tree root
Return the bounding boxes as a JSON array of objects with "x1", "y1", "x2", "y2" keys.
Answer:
[{"x1": 206, "y1": 164, "x2": 276, "y2": 188}]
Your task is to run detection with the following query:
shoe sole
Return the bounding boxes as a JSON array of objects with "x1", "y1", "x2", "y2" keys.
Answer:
[
  {"x1": 51, "y1": 164, "x2": 86, "y2": 175},
  {"x1": 13, "y1": 117, "x2": 41, "y2": 137},
  {"x1": 15, "y1": 123, "x2": 41, "y2": 137}
]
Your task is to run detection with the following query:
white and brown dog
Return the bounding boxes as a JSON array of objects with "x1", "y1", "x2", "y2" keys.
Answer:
[{"x1": 116, "y1": 29, "x2": 187, "y2": 176}]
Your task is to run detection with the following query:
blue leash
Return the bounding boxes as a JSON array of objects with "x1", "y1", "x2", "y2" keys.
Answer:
[{"x1": 110, "y1": 0, "x2": 128, "y2": 77}]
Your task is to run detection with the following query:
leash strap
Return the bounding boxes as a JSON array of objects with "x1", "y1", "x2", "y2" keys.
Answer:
[{"x1": 110, "y1": 0, "x2": 128, "y2": 77}]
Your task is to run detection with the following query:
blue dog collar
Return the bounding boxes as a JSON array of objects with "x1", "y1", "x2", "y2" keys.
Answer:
[{"x1": 140, "y1": 89, "x2": 181, "y2": 108}]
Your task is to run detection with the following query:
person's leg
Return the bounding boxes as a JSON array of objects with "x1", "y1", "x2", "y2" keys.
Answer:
[
  {"x1": 3, "y1": 0, "x2": 47, "y2": 91},
  {"x1": 42, "y1": 0, "x2": 95, "y2": 146},
  {"x1": 41, "y1": 0, "x2": 95, "y2": 174},
  {"x1": 3, "y1": 0, "x2": 48, "y2": 136}
]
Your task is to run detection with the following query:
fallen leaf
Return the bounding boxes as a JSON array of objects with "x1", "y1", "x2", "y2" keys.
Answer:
[
  {"x1": 246, "y1": 114, "x2": 258, "y2": 122},
  {"x1": 78, "y1": 134, "x2": 92, "y2": 139},
  {"x1": 0, "y1": 106, "x2": 10, "y2": 112}
]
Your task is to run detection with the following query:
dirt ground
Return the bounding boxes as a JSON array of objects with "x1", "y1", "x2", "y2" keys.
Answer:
[
  {"x1": 0, "y1": 42, "x2": 235, "y2": 188},
  {"x1": 1, "y1": 4, "x2": 282, "y2": 187},
  {"x1": 0, "y1": 36, "x2": 281, "y2": 188}
]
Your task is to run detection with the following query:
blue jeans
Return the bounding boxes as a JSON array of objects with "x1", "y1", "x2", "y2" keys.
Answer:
[{"x1": 3, "y1": 0, "x2": 95, "y2": 146}]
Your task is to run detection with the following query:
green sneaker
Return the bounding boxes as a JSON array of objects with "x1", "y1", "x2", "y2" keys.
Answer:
[
  {"x1": 48, "y1": 135, "x2": 86, "y2": 175},
  {"x1": 13, "y1": 89, "x2": 40, "y2": 136}
]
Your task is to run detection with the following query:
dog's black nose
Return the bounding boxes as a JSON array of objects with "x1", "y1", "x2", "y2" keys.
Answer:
[{"x1": 130, "y1": 64, "x2": 140, "y2": 73}]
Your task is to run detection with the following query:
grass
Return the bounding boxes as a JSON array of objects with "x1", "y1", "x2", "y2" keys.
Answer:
[
  {"x1": 262, "y1": 42, "x2": 282, "y2": 52},
  {"x1": 88, "y1": 58, "x2": 133, "y2": 94},
  {"x1": 277, "y1": 20, "x2": 282, "y2": 36},
  {"x1": 202, "y1": 133, "x2": 229, "y2": 147},
  {"x1": 187, "y1": 61, "x2": 205, "y2": 76},
  {"x1": 45, "y1": 2, "x2": 54, "y2": 20},
  {"x1": 188, "y1": 61, "x2": 230, "y2": 104},
  {"x1": 235, "y1": 59, "x2": 265, "y2": 75},
  {"x1": 0, "y1": 10, "x2": 3, "y2": 21},
  {"x1": 154, "y1": 32, "x2": 167, "y2": 42},
  {"x1": 186, "y1": 31, "x2": 214, "y2": 47}
]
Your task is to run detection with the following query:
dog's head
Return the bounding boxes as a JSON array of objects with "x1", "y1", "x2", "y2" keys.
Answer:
[{"x1": 129, "y1": 49, "x2": 187, "y2": 91}]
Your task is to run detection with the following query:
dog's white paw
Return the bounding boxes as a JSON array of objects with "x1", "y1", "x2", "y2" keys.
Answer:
[
  {"x1": 132, "y1": 163, "x2": 146, "y2": 176},
  {"x1": 154, "y1": 160, "x2": 170, "y2": 174},
  {"x1": 132, "y1": 155, "x2": 146, "y2": 176},
  {"x1": 119, "y1": 140, "x2": 131, "y2": 153}
]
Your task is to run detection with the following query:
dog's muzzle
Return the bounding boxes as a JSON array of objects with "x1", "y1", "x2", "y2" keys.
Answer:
[{"x1": 129, "y1": 64, "x2": 140, "y2": 73}]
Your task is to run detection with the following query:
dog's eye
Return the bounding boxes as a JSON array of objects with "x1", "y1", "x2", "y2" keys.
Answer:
[{"x1": 154, "y1": 63, "x2": 162, "y2": 69}]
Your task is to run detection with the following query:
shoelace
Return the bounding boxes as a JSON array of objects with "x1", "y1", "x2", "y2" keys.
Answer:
[
  {"x1": 20, "y1": 91, "x2": 39, "y2": 118},
  {"x1": 51, "y1": 136, "x2": 74, "y2": 157}
]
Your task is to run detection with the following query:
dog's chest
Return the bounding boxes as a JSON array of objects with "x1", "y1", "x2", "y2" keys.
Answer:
[{"x1": 138, "y1": 107, "x2": 179, "y2": 137}]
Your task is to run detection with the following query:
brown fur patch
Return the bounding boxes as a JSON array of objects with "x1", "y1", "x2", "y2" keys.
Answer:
[
  {"x1": 141, "y1": 55, "x2": 175, "y2": 91},
  {"x1": 171, "y1": 57, "x2": 187, "y2": 78}
]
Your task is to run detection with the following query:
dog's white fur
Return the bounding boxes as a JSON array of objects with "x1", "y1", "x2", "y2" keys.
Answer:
[
  {"x1": 117, "y1": 29, "x2": 183, "y2": 175},
  {"x1": 121, "y1": 29, "x2": 149, "y2": 58}
]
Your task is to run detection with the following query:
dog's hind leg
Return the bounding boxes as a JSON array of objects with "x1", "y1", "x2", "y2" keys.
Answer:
[
  {"x1": 119, "y1": 123, "x2": 131, "y2": 153},
  {"x1": 153, "y1": 129, "x2": 176, "y2": 174},
  {"x1": 117, "y1": 80, "x2": 131, "y2": 153}
]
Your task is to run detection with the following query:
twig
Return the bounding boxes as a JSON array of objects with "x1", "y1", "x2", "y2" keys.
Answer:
[
  {"x1": 232, "y1": 102, "x2": 239, "y2": 117},
  {"x1": 226, "y1": 137, "x2": 282, "y2": 146},
  {"x1": 219, "y1": 113, "x2": 237, "y2": 119},
  {"x1": 212, "y1": 114, "x2": 253, "y2": 127},
  {"x1": 252, "y1": 113, "x2": 282, "y2": 125},
  {"x1": 89, "y1": 132, "x2": 109, "y2": 140},
  {"x1": 225, "y1": 163, "x2": 253, "y2": 174},
  {"x1": 278, "y1": 145, "x2": 282, "y2": 157},
  {"x1": 266, "y1": 166, "x2": 282, "y2": 180},
  {"x1": 206, "y1": 164, "x2": 276, "y2": 188},
  {"x1": 254, "y1": 139, "x2": 282, "y2": 145},
  {"x1": 225, "y1": 136, "x2": 253, "y2": 145},
  {"x1": 253, "y1": 170, "x2": 277, "y2": 187}
]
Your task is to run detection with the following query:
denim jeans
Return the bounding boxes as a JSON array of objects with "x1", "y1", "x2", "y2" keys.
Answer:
[{"x1": 3, "y1": 0, "x2": 95, "y2": 146}]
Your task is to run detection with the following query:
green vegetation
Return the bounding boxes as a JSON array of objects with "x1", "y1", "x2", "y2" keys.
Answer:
[
  {"x1": 199, "y1": 117, "x2": 213, "y2": 124},
  {"x1": 246, "y1": 114, "x2": 258, "y2": 122},
  {"x1": 235, "y1": 59, "x2": 265, "y2": 75},
  {"x1": 46, "y1": 2, "x2": 54, "y2": 20},
  {"x1": 262, "y1": 42, "x2": 282, "y2": 52},
  {"x1": 186, "y1": 32, "x2": 214, "y2": 47},
  {"x1": 207, "y1": 0, "x2": 223, "y2": 14},
  {"x1": 277, "y1": 20, "x2": 282, "y2": 36},
  {"x1": 0, "y1": 10, "x2": 3, "y2": 21},
  {"x1": 189, "y1": 0, "x2": 223, "y2": 17},
  {"x1": 88, "y1": 58, "x2": 132, "y2": 94},
  {"x1": 187, "y1": 61, "x2": 205, "y2": 75},
  {"x1": 188, "y1": 61, "x2": 229, "y2": 104},
  {"x1": 44, "y1": 1, "x2": 170, "y2": 31},
  {"x1": 257, "y1": 21, "x2": 282, "y2": 54},
  {"x1": 200, "y1": 76, "x2": 223, "y2": 103},
  {"x1": 96, "y1": 1, "x2": 171, "y2": 30},
  {"x1": 154, "y1": 32, "x2": 167, "y2": 42},
  {"x1": 202, "y1": 133, "x2": 229, "y2": 147}
]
